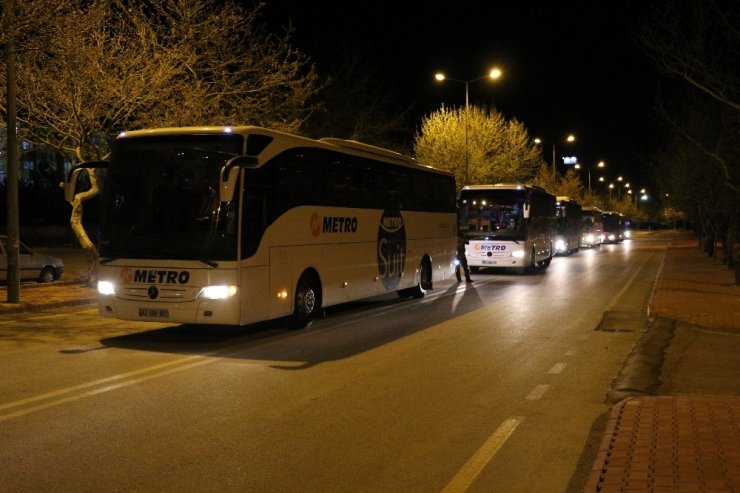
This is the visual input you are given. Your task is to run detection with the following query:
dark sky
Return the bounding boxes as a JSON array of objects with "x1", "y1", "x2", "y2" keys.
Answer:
[{"x1": 259, "y1": 1, "x2": 666, "y2": 188}]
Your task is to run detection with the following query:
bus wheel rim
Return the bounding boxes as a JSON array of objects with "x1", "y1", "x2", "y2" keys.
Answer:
[{"x1": 299, "y1": 288, "x2": 315, "y2": 314}]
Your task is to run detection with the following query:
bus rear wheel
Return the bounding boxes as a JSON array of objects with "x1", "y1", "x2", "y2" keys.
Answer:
[
  {"x1": 398, "y1": 259, "x2": 431, "y2": 299},
  {"x1": 290, "y1": 272, "x2": 321, "y2": 329}
]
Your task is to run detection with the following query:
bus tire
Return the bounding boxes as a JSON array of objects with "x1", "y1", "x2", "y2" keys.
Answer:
[
  {"x1": 525, "y1": 248, "x2": 538, "y2": 274},
  {"x1": 400, "y1": 259, "x2": 431, "y2": 299},
  {"x1": 290, "y1": 272, "x2": 321, "y2": 330}
]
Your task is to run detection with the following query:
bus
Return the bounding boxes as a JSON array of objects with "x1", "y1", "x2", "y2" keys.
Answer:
[
  {"x1": 457, "y1": 184, "x2": 557, "y2": 272},
  {"x1": 580, "y1": 206, "x2": 603, "y2": 247},
  {"x1": 602, "y1": 211, "x2": 626, "y2": 243},
  {"x1": 64, "y1": 126, "x2": 458, "y2": 328},
  {"x1": 554, "y1": 196, "x2": 583, "y2": 255}
]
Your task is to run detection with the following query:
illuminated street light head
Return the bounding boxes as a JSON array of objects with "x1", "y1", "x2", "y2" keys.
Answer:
[
  {"x1": 534, "y1": 138, "x2": 542, "y2": 144},
  {"x1": 566, "y1": 134, "x2": 575, "y2": 143},
  {"x1": 434, "y1": 73, "x2": 446, "y2": 81},
  {"x1": 489, "y1": 67, "x2": 503, "y2": 79}
]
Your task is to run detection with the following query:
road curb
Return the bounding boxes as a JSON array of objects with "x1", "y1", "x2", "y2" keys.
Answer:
[{"x1": 606, "y1": 317, "x2": 676, "y2": 404}]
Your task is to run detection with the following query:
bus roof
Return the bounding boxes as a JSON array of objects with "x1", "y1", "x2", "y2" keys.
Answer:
[
  {"x1": 462, "y1": 184, "x2": 552, "y2": 194},
  {"x1": 115, "y1": 125, "x2": 452, "y2": 176}
]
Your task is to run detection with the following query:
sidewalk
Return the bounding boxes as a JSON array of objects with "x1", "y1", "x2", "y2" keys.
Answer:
[
  {"x1": 586, "y1": 232, "x2": 740, "y2": 492},
  {"x1": 0, "y1": 246, "x2": 96, "y2": 315}
]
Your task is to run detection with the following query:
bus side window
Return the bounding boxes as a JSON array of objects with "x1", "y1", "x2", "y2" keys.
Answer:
[
  {"x1": 242, "y1": 185, "x2": 268, "y2": 259},
  {"x1": 325, "y1": 155, "x2": 359, "y2": 208}
]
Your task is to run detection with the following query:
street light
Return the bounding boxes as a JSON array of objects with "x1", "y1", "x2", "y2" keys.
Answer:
[
  {"x1": 435, "y1": 68, "x2": 503, "y2": 184},
  {"x1": 574, "y1": 160, "x2": 605, "y2": 191},
  {"x1": 608, "y1": 183, "x2": 614, "y2": 201},
  {"x1": 534, "y1": 134, "x2": 576, "y2": 174},
  {"x1": 636, "y1": 188, "x2": 647, "y2": 206}
]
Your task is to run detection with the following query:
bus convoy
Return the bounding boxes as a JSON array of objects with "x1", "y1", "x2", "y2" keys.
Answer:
[{"x1": 64, "y1": 126, "x2": 629, "y2": 328}]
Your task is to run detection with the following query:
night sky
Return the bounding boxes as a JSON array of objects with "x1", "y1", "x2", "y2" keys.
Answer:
[{"x1": 260, "y1": 1, "x2": 667, "y2": 188}]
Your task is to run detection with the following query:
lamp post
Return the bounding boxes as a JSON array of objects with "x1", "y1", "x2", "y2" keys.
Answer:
[
  {"x1": 574, "y1": 160, "x2": 605, "y2": 191},
  {"x1": 534, "y1": 134, "x2": 576, "y2": 174},
  {"x1": 608, "y1": 183, "x2": 614, "y2": 201},
  {"x1": 435, "y1": 68, "x2": 503, "y2": 185}
]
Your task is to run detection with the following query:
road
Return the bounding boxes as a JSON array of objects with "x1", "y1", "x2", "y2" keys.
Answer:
[{"x1": 0, "y1": 237, "x2": 667, "y2": 492}]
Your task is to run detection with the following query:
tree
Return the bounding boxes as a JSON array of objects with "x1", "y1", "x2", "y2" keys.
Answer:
[
  {"x1": 637, "y1": 0, "x2": 740, "y2": 277},
  {"x1": 0, "y1": 0, "x2": 320, "y2": 279},
  {"x1": 531, "y1": 164, "x2": 585, "y2": 200},
  {"x1": 300, "y1": 47, "x2": 412, "y2": 152},
  {"x1": 414, "y1": 105, "x2": 542, "y2": 189}
]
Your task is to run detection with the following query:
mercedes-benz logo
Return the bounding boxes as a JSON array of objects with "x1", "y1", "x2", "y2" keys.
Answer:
[{"x1": 147, "y1": 286, "x2": 159, "y2": 300}]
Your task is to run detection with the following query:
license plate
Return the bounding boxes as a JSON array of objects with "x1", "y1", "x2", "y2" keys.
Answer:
[
  {"x1": 139, "y1": 308, "x2": 169, "y2": 318},
  {"x1": 482, "y1": 260, "x2": 494, "y2": 265}
]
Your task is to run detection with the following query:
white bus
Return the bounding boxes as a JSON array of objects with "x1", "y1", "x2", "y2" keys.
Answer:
[
  {"x1": 458, "y1": 184, "x2": 557, "y2": 273},
  {"x1": 554, "y1": 196, "x2": 583, "y2": 255},
  {"x1": 580, "y1": 206, "x2": 604, "y2": 247},
  {"x1": 602, "y1": 211, "x2": 626, "y2": 243},
  {"x1": 65, "y1": 126, "x2": 457, "y2": 328}
]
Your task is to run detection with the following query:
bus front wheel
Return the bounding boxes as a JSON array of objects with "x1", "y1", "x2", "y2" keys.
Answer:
[{"x1": 290, "y1": 272, "x2": 321, "y2": 329}]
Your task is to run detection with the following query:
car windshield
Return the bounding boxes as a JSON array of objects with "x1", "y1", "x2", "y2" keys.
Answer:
[{"x1": 98, "y1": 134, "x2": 244, "y2": 261}]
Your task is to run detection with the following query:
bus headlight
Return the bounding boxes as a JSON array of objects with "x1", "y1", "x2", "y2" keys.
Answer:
[
  {"x1": 555, "y1": 239, "x2": 566, "y2": 252},
  {"x1": 585, "y1": 234, "x2": 595, "y2": 243},
  {"x1": 97, "y1": 280, "x2": 116, "y2": 295},
  {"x1": 511, "y1": 250, "x2": 525, "y2": 258},
  {"x1": 198, "y1": 285, "x2": 238, "y2": 300}
]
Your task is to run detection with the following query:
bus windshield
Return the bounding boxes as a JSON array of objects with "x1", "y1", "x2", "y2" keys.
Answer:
[
  {"x1": 458, "y1": 189, "x2": 526, "y2": 241},
  {"x1": 99, "y1": 134, "x2": 244, "y2": 261}
]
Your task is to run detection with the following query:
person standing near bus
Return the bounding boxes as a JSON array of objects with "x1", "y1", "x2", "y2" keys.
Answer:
[{"x1": 456, "y1": 234, "x2": 473, "y2": 283}]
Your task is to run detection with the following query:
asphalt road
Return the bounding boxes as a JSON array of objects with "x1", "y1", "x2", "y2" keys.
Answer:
[{"x1": 0, "y1": 238, "x2": 668, "y2": 492}]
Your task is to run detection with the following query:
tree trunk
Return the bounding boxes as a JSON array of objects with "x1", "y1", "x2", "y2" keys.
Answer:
[{"x1": 68, "y1": 169, "x2": 100, "y2": 285}]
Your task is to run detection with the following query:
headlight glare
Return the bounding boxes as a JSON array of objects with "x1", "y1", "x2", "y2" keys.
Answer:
[
  {"x1": 98, "y1": 280, "x2": 116, "y2": 295},
  {"x1": 198, "y1": 285, "x2": 238, "y2": 300}
]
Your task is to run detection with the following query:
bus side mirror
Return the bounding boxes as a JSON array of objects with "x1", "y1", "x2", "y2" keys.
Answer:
[
  {"x1": 523, "y1": 203, "x2": 530, "y2": 219},
  {"x1": 63, "y1": 161, "x2": 108, "y2": 202},
  {"x1": 219, "y1": 155, "x2": 258, "y2": 202}
]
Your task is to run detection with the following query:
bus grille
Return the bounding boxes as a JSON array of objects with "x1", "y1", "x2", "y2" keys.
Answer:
[{"x1": 117, "y1": 285, "x2": 197, "y2": 302}]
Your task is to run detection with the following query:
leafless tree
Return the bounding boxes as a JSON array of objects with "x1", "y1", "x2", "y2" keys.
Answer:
[{"x1": 1, "y1": 0, "x2": 319, "y2": 279}]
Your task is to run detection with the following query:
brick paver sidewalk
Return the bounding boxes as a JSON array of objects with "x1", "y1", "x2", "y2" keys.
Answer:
[
  {"x1": 649, "y1": 238, "x2": 740, "y2": 333},
  {"x1": 585, "y1": 395, "x2": 740, "y2": 492}
]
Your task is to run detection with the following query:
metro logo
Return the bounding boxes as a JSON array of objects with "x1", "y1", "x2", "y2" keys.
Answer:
[
  {"x1": 310, "y1": 212, "x2": 359, "y2": 236},
  {"x1": 129, "y1": 269, "x2": 190, "y2": 284},
  {"x1": 377, "y1": 210, "x2": 406, "y2": 290},
  {"x1": 475, "y1": 244, "x2": 507, "y2": 252}
]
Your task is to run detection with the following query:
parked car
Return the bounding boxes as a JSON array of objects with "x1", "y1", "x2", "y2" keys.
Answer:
[{"x1": 0, "y1": 235, "x2": 64, "y2": 283}]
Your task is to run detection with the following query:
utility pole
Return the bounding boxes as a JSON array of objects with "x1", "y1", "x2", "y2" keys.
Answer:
[{"x1": 4, "y1": 0, "x2": 20, "y2": 302}]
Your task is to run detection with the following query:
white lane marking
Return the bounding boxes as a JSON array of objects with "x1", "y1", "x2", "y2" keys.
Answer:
[
  {"x1": 441, "y1": 416, "x2": 525, "y2": 493},
  {"x1": 548, "y1": 362, "x2": 566, "y2": 374},
  {"x1": 525, "y1": 385, "x2": 550, "y2": 400},
  {"x1": 605, "y1": 252, "x2": 654, "y2": 312}
]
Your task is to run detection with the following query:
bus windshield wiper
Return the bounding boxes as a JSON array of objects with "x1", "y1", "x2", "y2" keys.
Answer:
[{"x1": 197, "y1": 258, "x2": 218, "y2": 268}]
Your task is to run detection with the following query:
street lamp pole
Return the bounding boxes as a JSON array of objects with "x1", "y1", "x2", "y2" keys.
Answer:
[
  {"x1": 575, "y1": 160, "x2": 605, "y2": 192},
  {"x1": 535, "y1": 135, "x2": 575, "y2": 174},
  {"x1": 435, "y1": 68, "x2": 502, "y2": 185}
]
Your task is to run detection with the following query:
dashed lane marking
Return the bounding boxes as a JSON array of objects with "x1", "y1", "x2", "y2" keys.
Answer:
[
  {"x1": 525, "y1": 385, "x2": 550, "y2": 400},
  {"x1": 441, "y1": 416, "x2": 525, "y2": 493}
]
